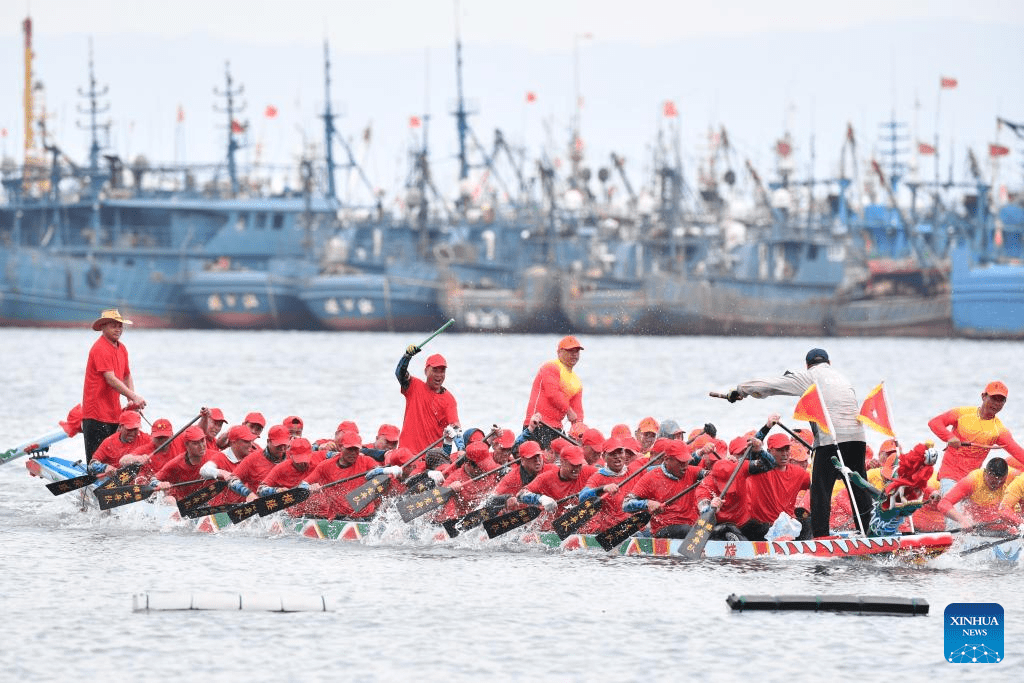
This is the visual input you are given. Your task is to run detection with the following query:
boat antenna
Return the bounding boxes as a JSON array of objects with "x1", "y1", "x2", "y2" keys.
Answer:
[
  {"x1": 214, "y1": 61, "x2": 245, "y2": 197},
  {"x1": 321, "y1": 39, "x2": 338, "y2": 201},
  {"x1": 452, "y1": 0, "x2": 470, "y2": 185},
  {"x1": 76, "y1": 37, "x2": 110, "y2": 200}
]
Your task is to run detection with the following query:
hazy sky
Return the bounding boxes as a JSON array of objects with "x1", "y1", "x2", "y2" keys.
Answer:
[{"x1": 2, "y1": 0, "x2": 1022, "y2": 204}]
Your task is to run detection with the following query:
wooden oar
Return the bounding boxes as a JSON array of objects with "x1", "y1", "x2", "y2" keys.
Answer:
[
  {"x1": 181, "y1": 502, "x2": 239, "y2": 519},
  {"x1": 959, "y1": 532, "x2": 1023, "y2": 557},
  {"x1": 481, "y1": 492, "x2": 580, "y2": 539},
  {"x1": 250, "y1": 466, "x2": 385, "y2": 520},
  {"x1": 413, "y1": 318, "x2": 455, "y2": 350},
  {"x1": 344, "y1": 436, "x2": 445, "y2": 512},
  {"x1": 550, "y1": 455, "x2": 663, "y2": 540},
  {"x1": 46, "y1": 461, "x2": 144, "y2": 495},
  {"x1": 595, "y1": 479, "x2": 703, "y2": 551},
  {"x1": 94, "y1": 477, "x2": 211, "y2": 510},
  {"x1": 175, "y1": 480, "x2": 228, "y2": 515},
  {"x1": 397, "y1": 461, "x2": 506, "y2": 523},
  {"x1": 438, "y1": 456, "x2": 523, "y2": 537},
  {"x1": 678, "y1": 442, "x2": 754, "y2": 559}
]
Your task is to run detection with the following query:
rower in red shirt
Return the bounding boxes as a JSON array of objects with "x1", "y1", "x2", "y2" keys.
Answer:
[
  {"x1": 223, "y1": 424, "x2": 290, "y2": 502},
  {"x1": 516, "y1": 445, "x2": 596, "y2": 528},
  {"x1": 206, "y1": 425, "x2": 261, "y2": 505},
  {"x1": 695, "y1": 435, "x2": 776, "y2": 541},
  {"x1": 306, "y1": 432, "x2": 380, "y2": 519},
  {"x1": 258, "y1": 438, "x2": 315, "y2": 495},
  {"x1": 441, "y1": 442, "x2": 502, "y2": 518},
  {"x1": 152, "y1": 426, "x2": 212, "y2": 500},
  {"x1": 489, "y1": 441, "x2": 553, "y2": 511},
  {"x1": 623, "y1": 440, "x2": 703, "y2": 538},
  {"x1": 125, "y1": 417, "x2": 181, "y2": 480},
  {"x1": 744, "y1": 433, "x2": 812, "y2": 540},
  {"x1": 396, "y1": 349, "x2": 460, "y2": 456},
  {"x1": 578, "y1": 437, "x2": 649, "y2": 533},
  {"x1": 91, "y1": 410, "x2": 153, "y2": 471},
  {"x1": 937, "y1": 457, "x2": 1023, "y2": 532}
]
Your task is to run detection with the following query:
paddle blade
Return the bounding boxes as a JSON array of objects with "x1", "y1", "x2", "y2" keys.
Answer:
[
  {"x1": 96, "y1": 463, "x2": 143, "y2": 490},
  {"x1": 346, "y1": 475, "x2": 390, "y2": 513},
  {"x1": 226, "y1": 501, "x2": 261, "y2": 524},
  {"x1": 46, "y1": 474, "x2": 96, "y2": 495},
  {"x1": 444, "y1": 507, "x2": 499, "y2": 538},
  {"x1": 256, "y1": 487, "x2": 311, "y2": 516},
  {"x1": 596, "y1": 511, "x2": 652, "y2": 551},
  {"x1": 403, "y1": 472, "x2": 433, "y2": 494},
  {"x1": 397, "y1": 487, "x2": 453, "y2": 523},
  {"x1": 678, "y1": 510, "x2": 717, "y2": 559},
  {"x1": 483, "y1": 506, "x2": 542, "y2": 539},
  {"x1": 176, "y1": 480, "x2": 227, "y2": 515},
  {"x1": 183, "y1": 502, "x2": 238, "y2": 519},
  {"x1": 553, "y1": 498, "x2": 602, "y2": 540},
  {"x1": 95, "y1": 484, "x2": 156, "y2": 510}
]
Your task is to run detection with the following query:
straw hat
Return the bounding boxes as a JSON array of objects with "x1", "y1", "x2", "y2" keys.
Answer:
[{"x1": 92, "y1": 308, "x2": 133, "y2": 331}]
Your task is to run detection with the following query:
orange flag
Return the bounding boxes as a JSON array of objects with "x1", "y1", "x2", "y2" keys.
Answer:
[
  {"x1": 793, "y1": 384, "x2": 833, "y2": 435},
  {"x1": 857, "y1": 382, "x2": 895, "y2": 437}
]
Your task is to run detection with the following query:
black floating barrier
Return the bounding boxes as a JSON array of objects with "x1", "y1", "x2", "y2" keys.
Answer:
[{"x1": 726, "y1": 594, "x2": 929, "y2": 617}]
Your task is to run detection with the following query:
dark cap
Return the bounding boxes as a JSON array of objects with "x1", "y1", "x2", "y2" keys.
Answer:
[{"x1": 805, "y1": 348, "x2": 829, "y2": 366}]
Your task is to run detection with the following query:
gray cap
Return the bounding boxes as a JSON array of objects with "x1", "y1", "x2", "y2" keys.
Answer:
[{"x1": 658, "y1": 419, "x2": 683, "y2": 438}]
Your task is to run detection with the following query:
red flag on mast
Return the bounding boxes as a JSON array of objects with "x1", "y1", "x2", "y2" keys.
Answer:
[
  {"x1": 940, "y1": 76, "x2": 958, "y2": 89},
  {"x1": 918, "y1": 142, "x2": 936, "y2": 155},
  {"x1": 989, "y1": 144, "x2": 1010, "y2": 157},
  {"x1": 663, "y1": 100, "x2": 678, "y2": 118},
  {"x1": 264, "y1": 105, "x2": 278, "y2": 118},
  {"x1": 857, "y1": 383, "x2": 896, "y2": 437},
  {"x1": 525, "y1": 91, "x2": 537, "y2": 104}
]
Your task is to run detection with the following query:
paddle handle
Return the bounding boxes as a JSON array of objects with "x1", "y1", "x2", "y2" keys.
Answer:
[
  {"x1": 709, "y1": 391, "x2": 730, "y2": 400},
  {"x1": 415, "y1": 319, "x2": 455, "y2": 351},
  {"x1": 656, "y1": 479, "x2": 702, "y2": 510},
  {"x1": 152, "y1": 413, "x2": 203, "y2": 457},
  {"x1": 960, "y1": 533, "x2": 1023, "y2": 556}
]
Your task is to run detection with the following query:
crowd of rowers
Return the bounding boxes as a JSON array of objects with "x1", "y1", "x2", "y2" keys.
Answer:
[{"x1": 81, "y1": 404, "x2": 1024, "y2": 541}]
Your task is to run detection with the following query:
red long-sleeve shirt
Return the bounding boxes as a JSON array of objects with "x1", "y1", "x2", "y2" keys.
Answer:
[
  {"x1": 522, "y1": 359, "x2": 584, "y2": 429},
  {"x1": 627, "y1": 465, "x2": 702, "y2": 534},
  {"x1": 746, "y1": 464, "x2": 811, "y2": 523},
  {"x1": 929, "y1": 407, "x2": 1024, "y2": 481},
  {"x1": 306, "y1": 455, "x2": 380, "y2": 519}
]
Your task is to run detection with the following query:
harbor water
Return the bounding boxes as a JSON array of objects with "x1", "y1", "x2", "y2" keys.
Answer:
[{"x1": 1, "y1": 329, "x2": 1022, "y2": 681}]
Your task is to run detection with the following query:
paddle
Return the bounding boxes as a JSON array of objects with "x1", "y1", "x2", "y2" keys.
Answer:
[
  {"x1": 94, "y1": 476, "x2": 212, "y2": 510},
  {"x1": 596, "y1": 479, "x2": 703, "y2": 551},
  {"x1": 438, "y1": 456, "x2": 523, "y2": 537},
  {"x1": 175, "y1": 480, "x2": 228, "y2": 515},
  {"x1": 344, "y1": 436, "x2": 445, "y2": 513},
  {"x1": 249, "y1": 463, "x2": 395, "y2": 520},
  {"x1": 481, "y1": 492, "x2": 580, "y2": 539},
  {"x1": 549, "y1": 455, "x2": 664, "y2": 540},
  {"x1": 397, "y1": 461, "x2": 507, "y2": 523},
  {"x1": 45, "y1": 461, "x2": 142, "y2": 496},
  {"x1": 411, "y1": 318, "x2": 455, "y2": 352},
  {"x1": 181, "y1": 502, "x2": 239, "y2": 519},
  {"x1": 95, "y1": 412, "x2": 204, "y2": 491},
  {"x1": 678, "y1": 442, "x2": 754, "y2": 559},
  {"x1": 959, "y1": 532, "x2": 1023, "y2": 557}
]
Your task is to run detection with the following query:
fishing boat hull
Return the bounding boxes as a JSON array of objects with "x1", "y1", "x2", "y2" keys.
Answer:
[
  {"x1": 439, "y1": 266, "x2": 566, "y2": 333},
  {"x1": 831, "y1": 294, "x2": 952, "y2": 337},
  {"x1": 560, "y1": 274, "x2": 653, "y2": 334},
  {"x1": 184, "y1": 269, "x2": 318, "y2": 329},
  {"x1": 951, "y1": 246, "x2": 1024, "y2": 339}
]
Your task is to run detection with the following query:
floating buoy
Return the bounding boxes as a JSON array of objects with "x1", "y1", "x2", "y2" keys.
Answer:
[
  {"x1": 726, "y1": 594, "x2": 928, "y2": 616},
  {"x1": 132, "y1": 592, "x2": 329, "y2": 612}
]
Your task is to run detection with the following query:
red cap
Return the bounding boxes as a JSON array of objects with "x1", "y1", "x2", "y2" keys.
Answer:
[
  {"x1": 881, "y1": 452, "x2": 897, "y2": 480},
  {"x1": 465, "y1": 442, "x2": 491, "y2": 465},
  {"x1": 227, "y1": 424, "x2": 258, "y2": 442},
  {"x1": 622, "y1": 438, "x2": 641, "y2": 454},
  {"x1": 985, "y1": 381, "x2": 1009, "y2": 398},
  {"x1": 766, "y1": 433, "x2": 791, "y2": 450},
  {"x1": 495, "y1": 430, "x2": 515, "y2": 449},
  {"x1": 376, "y1": 424, "x2": 401, "y2": 441},
  {"x1": 118, "y1": 411, "x2": 141, "y2": 428},
  {"x1": 879, "y1": 439, "x2": 899, "y2": 456},
  {"x1": 288, "y1": 438, "x2": 313, "y2": 464},
  {"x1": 637, "y1": 417, "x2": 659, "y2": 434},
  {"x1": 549, "y1": 437, "x2": 570, "y2": 456},
  {"x1": 283, "y1": 415, "x2": 303, "y2": 429},
  {"x1": 244, "y1": 412, "x2": 266, "y2": 427},
  {"x1": 183, "y1": 426, "x2": 205, "y2": 443},
  {"x1": 602, "y1": 437, "x2": 625, "y2": 453},
  {"x1": 789, "y1": 445, "x2": 810, "y2": 462},
  {"x1": 569, "y1": 422, "x2": 587, "y2": 439},
  {"x1": 425, "y1": 353, "x2": 447, "y2": 368},
  {"x1": 336, "y1": 420, "x2": 359, "y2": 435},
  {"x1": 518, "y1": 441, "x2": 542, "y2": 458},
  {"x1": 266, "y1": 424, "x2": 291, "y2": 446},
  {"x1": 729, "y1": 436, "x2": 750, "y2": 456},
  {"x1": 340, "y1": 432, "x2": 363, "y2": 449},
  {"x1": 710, "y1": 439, "x2": 728, "y2": 458},
  {"x1": 581, "y1": 428, "x2": 605, "y2": 448},
  {"x1": 665, "y1": 441, "x2": 693, "y2": 462},
  {"x1": 150, "y1": 418, "x2": 173, "y2": 438},
  {"x1": 557, "y1": 335, "x2": 584, "y2": 351},
  {"x1": 386, "y1": 447, "x2": 415, "y2": 467},
  {"x1": 651, "y1": 438, "x2": 675, "y2": 456},
  {"x1": 208, "y1": 408, "x2": 226, "y2": 422},
  {"x1": 560, "y1": 445, "x2": 586, "y2": 465},
  {"x1": 610, "y1": 424, "x2": 631, "y2": 438}
]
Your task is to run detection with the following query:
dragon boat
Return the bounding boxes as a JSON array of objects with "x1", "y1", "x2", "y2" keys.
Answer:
[{"x1": 23, "y1": 454, "x2": 967, "y2": 561}]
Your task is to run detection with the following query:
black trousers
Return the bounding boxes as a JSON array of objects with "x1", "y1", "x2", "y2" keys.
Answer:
[
  {"x1": 811, "y1": 441, "x2": 871, "y2": 537},
  {"x1": 527, "y1": 422, "x2": 564, "y2": 450},
  {"x1": 654, "y1": 524, "x2": 691, "y2": 539},
  {"x1": 82, "y1": 419, "x2": 118, "y2": 463}
]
